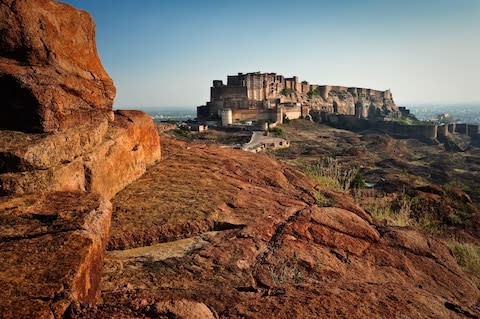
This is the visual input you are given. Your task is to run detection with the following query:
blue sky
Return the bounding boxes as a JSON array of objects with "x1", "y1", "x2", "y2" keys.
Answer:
[{"x1": 62, "y1": 0, "x2": 480, "y2": 107}]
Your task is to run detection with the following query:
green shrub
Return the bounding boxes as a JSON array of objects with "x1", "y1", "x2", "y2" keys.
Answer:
[
  {"x1": 351, "y1": 171, "x2": 366, "y2": 189},
  {"x1": 269, "y1": 127, "x2": 284, "y2": 137},
  {"x1": 281, "y1": 88, "x2": 295, "y2": 96},
  {"x1": 306, "y1": 88, "x2": 320, "y2": 99},
  {"x1": 173, "y1": 128, "x2": 194, "y2": 141},
  {"x1": 395, "y1": 115, "x2": 433, "y2": 126}
]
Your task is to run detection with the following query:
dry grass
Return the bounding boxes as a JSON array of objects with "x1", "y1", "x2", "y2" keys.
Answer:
[
  {"x1": 312, "y1": 191, "x2": 334, "y2": 207},
  {"x1": 356, "y1": 191, "x2": 446, "y2": 234},
  {"x1": 364, "y1": 195, "x2": 413, "y2": 227},
  {"x1": 447, "y1": 241, "x2": 480, "y2": 276},
  {"x1": 302, "y1": 157, "x2": 359, "y2": 192}
]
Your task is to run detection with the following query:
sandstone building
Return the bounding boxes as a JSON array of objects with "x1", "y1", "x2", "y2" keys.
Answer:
[{"x1": 197, "y1": 72, "x2": 399, "y2": 125}]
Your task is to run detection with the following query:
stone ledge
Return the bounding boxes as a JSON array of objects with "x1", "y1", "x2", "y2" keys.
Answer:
[
  {"x1": 0, "y1": 192, "x2": 112, "y2": 319},
  {"x1": 0, "y1": 110, "x2": 161, "y2": 199}
]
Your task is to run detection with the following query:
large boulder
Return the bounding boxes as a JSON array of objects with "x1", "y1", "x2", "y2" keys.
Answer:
[
  {"x1": 0, "y1": 192, "x2": 112, "y2": 319},
  {"x1": 0, "y1": 0, "x2": 115, "y2": 132}
]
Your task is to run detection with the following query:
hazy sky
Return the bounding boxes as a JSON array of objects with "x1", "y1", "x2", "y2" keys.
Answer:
[{"x1": 62, "y1": 0, "x2": 480, "y2": 107}]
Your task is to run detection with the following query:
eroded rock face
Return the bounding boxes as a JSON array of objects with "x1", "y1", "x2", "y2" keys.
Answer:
[
  {"x1": 0, "y1": 0, "x2": 115, "y2": 132},
  {"x1": 0, "y1": 110, "x2": 161, "y2": 199},
  {"x1": 0, "y1": 192, "x2": 112, "y2": 319},
  {"x1": 0, "y1": 2, "x2": 161, "y2": 318},
  {"x1": 84, "y1": 110, "x2": 161, "y2": 199},
  {"x1": 77, "y1": 138, "x2": 480, "y2": 319}
]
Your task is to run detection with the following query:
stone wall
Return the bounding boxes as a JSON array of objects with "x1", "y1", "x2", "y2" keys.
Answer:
[
  {"x1": 438, "y1": 125, "x2": 449, "y2": 137},
  {"x1": 231, "y1": 109, "x2": 277, "y2": 122},
  {"x1": 313, "y1": 111, "x2": 478, "y2": 142},
  {"x1": 283, "y1": 107, "x2": 303, "y2": 121},
  {"x1": 313, "y1": 112, "x2": 438, "y2": 141}
]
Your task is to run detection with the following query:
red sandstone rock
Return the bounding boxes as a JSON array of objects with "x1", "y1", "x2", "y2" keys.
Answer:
[
  {"x1": 84, "y1": 110, "x2": 161, "y2": 199},
  {"x1": 0, "y1": 118, "x2": 109, "y2": 173},
  {"x1": 0, "y1": 192, "x2": 112, "y2": 319},
  {"x1": 79, "y1": 138, "x2": 479, "y2": 318},
  {"x1": 152, "y1": 299, "x2": 217, "y2": 319},
  {"x1": 0, "y1": 110, "x2": 161, "y2": 198},
  {"x1": 0, "y1": 0, "x2": 115, "y2": 132}
]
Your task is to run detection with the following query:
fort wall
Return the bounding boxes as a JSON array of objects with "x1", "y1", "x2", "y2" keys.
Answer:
[
  {"x1": 230, "y1": 109, "x2": 277, "y2": 122},
  {"x1": 282, "y1": 107, "x2": 302, "y2": 121},
  {"x1": 468, "y1": 124, "x2": 479, "y2": 136},
  {"x1": 437, "y1": 125, "x2": 449, "y2": 137},
  {"x1": 312, "y1": 111, "x2": 478, "y2": 142},
  {"x1": 456, "y1": 124, "x2": 468, "y2": 135},
  {"x1": 312, "y1": 111, "x2": 438, "y2": 141}
]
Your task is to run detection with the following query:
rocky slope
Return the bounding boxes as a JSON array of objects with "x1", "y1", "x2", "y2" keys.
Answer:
[
  {"x1": 269, "y1": 120, "x2": 480, "y2": 244},
  {"x1": 74, "y1": 137, "x2": 480, "y2": 318}
]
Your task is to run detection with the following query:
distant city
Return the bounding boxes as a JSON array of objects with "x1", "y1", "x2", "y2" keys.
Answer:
[{"x1": 409, "y1": 104, "x2": 480, "y2": 124}]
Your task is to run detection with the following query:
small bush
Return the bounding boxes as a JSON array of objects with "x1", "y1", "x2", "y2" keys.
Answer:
[
  {"x1": 447, "y1": 241, "x2": 480, "y2": 276},
  {"x1": 269, "y1": 127, "x2": 284, "y2": 137},
  {"x1": 351, "y1": 171, "x2": 366, "y2": 189},
  {"x1": 306, "y1": 88, "x2": 320, "y2": 99},
  {"x1": 281, "y1": 88, "x2": 295, "y2": 96},
  {"x1": 173, "y1": 128, "x2": 194, "y2": 141}
]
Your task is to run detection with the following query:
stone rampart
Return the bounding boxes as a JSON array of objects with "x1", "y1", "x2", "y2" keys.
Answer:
[
  {"x1": 437, "y1": 125, "x2": 449, "y2": 137},
  {"x1": 312, "y1": 111, "x2": 438, "y2": 141},
  {"x1": 314, "y1": 111, "x2": 479, "y2": 142},
  {"x1": 468, "y1": 124, "x2": 479, "y2": 136},
  {"x1": 456, "y1": 124, "x2": 468, "y2": 135}
]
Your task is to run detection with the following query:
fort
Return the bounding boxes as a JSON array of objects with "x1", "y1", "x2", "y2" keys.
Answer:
[
  {"x1": 197, "y1": 72, "x2": 480, "y2": 145},
  {"x1": 197, "y1": 72, "x2": 399, "y2": 125}
]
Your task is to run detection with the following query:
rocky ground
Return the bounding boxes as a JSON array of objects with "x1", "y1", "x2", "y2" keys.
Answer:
[
  {"x1": 73, "y1": 136, "x2": 480, "y2": 318},
  {"x1": 270, "y1": 120, "x2": 480, "y2": 244}
]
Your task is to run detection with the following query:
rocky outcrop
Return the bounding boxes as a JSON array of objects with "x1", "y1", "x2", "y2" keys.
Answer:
[
  {"x1": 0, "y1": 192, "x2": 112, "y2": 319},
  {"x1": 76, "y1": 137, "x2": 480, "y2": 318},
  {"x1": 0, "y1": 0, "x2": 115, "y2": 132},
  {"x1": 0, "y1": 110, "x2": 161, "y2": 199},
  {"x1": 0, "y1": 1, "x2": 161, "y2": 318},
  {"x1": 84, "y1": 110, "x2": 161, "y2": 199}
]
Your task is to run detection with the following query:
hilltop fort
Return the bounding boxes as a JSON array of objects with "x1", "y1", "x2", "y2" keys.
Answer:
[{"x1": 197, "y1": 72, "x2": 399, "y2": 125}]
